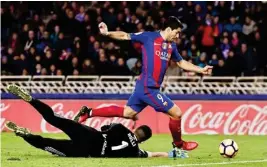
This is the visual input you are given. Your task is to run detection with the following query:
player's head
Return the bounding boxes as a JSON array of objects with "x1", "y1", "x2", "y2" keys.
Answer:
[
  {"x1": 162, "y1": 16, "x2": 183, "y2": 41},
  {"x1": 134, "y1": 125, "x2": 152, "y2": 143}
]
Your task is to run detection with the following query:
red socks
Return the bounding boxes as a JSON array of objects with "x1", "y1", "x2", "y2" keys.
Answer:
[
  {"x1": 169, "y1": 118, "x2": 183, "y2": 147},
  {"x1": 91, "y1": 105, "x2": 124, "y2": 117}
]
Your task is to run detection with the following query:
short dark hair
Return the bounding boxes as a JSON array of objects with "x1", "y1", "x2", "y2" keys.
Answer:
[
  {"x1": 162, "y1": 16, "x2": 184, "y2": 30},
  {"x1": 135, "y1": 125, "x2": 152, "y2": 143}
]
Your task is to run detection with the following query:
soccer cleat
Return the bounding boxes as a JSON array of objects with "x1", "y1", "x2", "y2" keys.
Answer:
[
  {"x1": 5, "y1": 121, "x2": 31, "y2": 137},
  {"x1": 7, "y1": 84, "x2": 32, "y2": 102},
  {"x1": 173, "y1": 141, "x2": 199, "y2": 151},
  {"x1": 73, "y1": 106, "x2": 92, "y2": 123}
]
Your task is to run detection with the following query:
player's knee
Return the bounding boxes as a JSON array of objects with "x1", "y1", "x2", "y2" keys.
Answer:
[
  {"x1": 124, "y1": 114, "x2": 135, "y2": 119},
  {"x1": 172, "y1": 111, "x2": 182, "y2": 120},
  {"x1": 123, "y1": 107, "x2": 138, "y2": 119},
  {"x1": 168, "y1": 105, "x2": 182, "y2": 120},
  {"x1": 174, "y1": 110, "x2": 182, "y2": 119}
]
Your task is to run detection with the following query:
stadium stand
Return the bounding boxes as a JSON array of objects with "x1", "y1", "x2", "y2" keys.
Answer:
[{"x1": 1, "y1": 1, "x2": 267, "y2": 77}]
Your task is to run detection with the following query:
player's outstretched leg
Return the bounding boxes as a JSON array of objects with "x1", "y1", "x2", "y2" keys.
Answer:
[
  {"x1": 5, "y1": 121, "x2": 79, "y2": 157},
  {"x1": 7, "y1": 84, "x2": 62, "y2": 125},
  {"x1": 73, "y1": 105, "x2": 125, "y2": 123},
  {"x1": 7, "y1": 84, "x2": 101, "y2": 143},
  {"x1": 5, "y1": 121, "x2": 46, "y2": 150}
]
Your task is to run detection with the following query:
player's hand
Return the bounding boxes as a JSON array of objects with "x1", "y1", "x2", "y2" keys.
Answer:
[
  {"x1": 98, "y1": 22, "x2": 109, "y2": 36},
  {"x1": 201, "y1": 65, "x2": 213, "y2": 75}
]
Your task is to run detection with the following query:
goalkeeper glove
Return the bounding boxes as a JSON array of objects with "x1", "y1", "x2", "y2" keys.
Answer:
[{"x1": 168, "y1": 148, "x2": 189, "y2": 158}]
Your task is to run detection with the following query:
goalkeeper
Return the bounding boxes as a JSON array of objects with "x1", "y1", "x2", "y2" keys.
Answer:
[{"x1": 5, "y1": 85, "x2": 188, "y2": 158}]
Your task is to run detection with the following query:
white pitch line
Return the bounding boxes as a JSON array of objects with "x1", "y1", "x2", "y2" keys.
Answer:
[{"x1": 150, "y1": 159, "x2": 267, "y2": 167}]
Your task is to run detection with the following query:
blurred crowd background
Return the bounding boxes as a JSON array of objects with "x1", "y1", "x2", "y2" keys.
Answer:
[{"x1": 1, "y1": 1, "x2": 267, "y2": 77}]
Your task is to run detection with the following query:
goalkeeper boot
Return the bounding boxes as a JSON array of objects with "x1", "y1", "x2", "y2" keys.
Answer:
[
  {"x1": 7, "y1": 84, "x2": 32, "y2": 102},
  {"x1": 5, "y1": 121, "x2": 31, "y2": 137}
]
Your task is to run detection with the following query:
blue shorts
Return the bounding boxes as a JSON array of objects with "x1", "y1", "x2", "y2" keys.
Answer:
[{"x1": 127, "y1": 86, "x2": 175, "y2": 113}]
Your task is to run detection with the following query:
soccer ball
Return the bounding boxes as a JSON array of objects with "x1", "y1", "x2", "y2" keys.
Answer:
[{"x1": 219, "y1": 139, "x2": 238, "y2": 158}]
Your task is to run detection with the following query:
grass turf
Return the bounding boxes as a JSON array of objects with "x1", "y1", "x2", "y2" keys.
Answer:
[{"x1": 1, "y1": 133, "x2": 267, "y2": 167}]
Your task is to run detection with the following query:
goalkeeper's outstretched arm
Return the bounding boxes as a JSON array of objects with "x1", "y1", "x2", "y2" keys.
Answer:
[
  {"x1": 147, "y1": 152, "x2": 168, "y2": 157},
  {"x1": 99, "y1": 22, "x2": 131, "y2": 40},
  {"x1": 140, "y1": 149, "x2": 189, "y2": 158}
]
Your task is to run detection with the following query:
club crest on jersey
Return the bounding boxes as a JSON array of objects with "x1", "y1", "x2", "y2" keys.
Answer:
[
  {"x1": 163, "y1": 101, "x2": 168, "y2": 106},
  {"x1": 162, "y1": 43, "x2": 167, "y2": 49},
  {"x1": 168, "y1": 44, "x2": 172, "y2": 49}
]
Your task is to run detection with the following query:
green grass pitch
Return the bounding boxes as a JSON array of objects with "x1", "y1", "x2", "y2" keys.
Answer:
[{"x1": 1, "y1": 133, "x2": 267, "y2": 167}]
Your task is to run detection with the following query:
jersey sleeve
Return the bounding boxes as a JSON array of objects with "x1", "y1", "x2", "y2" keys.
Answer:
[
  {"x1": 129, "y1": 32, "x2": 149, "y2": 43},
  {"x1": 101, "y1": 123, "x2": 119, "y2": 132},
  {"x1": 171, "y1": 44, "x2": 183, "y2": 62},
  {"x1": 138, "y1": 149, "x2": 151, "y2": 158},
  {"x1": 107, "y1": 123, "x2": 128, "y2": 134}
]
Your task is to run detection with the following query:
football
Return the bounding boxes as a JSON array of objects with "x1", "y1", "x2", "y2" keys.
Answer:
[{"x1": 219, "y1": 139, "x2": 239, "y2": 158}]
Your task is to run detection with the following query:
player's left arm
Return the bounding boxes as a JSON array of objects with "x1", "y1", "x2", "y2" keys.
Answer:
[
  {"x1": 177, "y1": 60, "x2": 213, "y2": 75},
  {"x1": 172, "y1": 45, "x2": 213, "y2": 75},
  {"x1": 98, "y1": 22, "x2": 148, "y2": 43}
]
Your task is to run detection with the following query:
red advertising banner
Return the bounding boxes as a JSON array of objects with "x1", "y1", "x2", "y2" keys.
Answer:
[{"x1": 1, "y1": 100, "x2": 267, "y2": 135}]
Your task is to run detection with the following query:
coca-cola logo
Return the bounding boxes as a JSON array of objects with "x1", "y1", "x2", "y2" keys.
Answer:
[
  {"x1": 182, "y1": 104, "x2": 267, "y2": 135},
  {"x1": 84, "y1": 117, "x2": 134, "y2": 131},
  {"x1": 2, "y1": 100, "x2": 267, "y2": 135},
  {"x1": 41, "y1": 103, "x2": 134, "y2": 133},
  {"x1": 41, "y1": 103, "x2": 76, "y2": 133},
  {"x1": 0, "y1": 102, "x2": 10, "y2": 131}
]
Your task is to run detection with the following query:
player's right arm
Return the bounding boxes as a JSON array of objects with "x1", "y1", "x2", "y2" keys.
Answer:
[
  {"x1": 99, "y1": 22, "x2": 130, "y2": 40},
  {"x1": 139, "y1": 149, "x2": 189, "y2": 158},
  {"x1": 99, "y1": 22, "x2": 148, "y2": 43},
  {"x1": 138, "y1": 149, "x2": 168, "y2": 158},
  {"x1": 148, "y1": 152, "x2": 169, "y2": 157},
  {"x1": 107, "y1": 31, "x2": 131, "y2": 40}
]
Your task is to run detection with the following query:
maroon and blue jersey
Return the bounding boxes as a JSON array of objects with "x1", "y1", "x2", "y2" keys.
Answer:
[
  {"x1": 130, "y1": 31, "x2": 183, "y2": 88},
  {"x1": 126, "y1": 31, "x2": 182, "y2": 113}
]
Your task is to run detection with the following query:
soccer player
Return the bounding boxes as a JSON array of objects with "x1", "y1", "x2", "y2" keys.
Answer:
[
  {"x1": 74, "y1": 16, "x2": 213, "y2": 151},
  {"x1": 5, "y1": 84, "x2": 187, "y2": 158}
]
